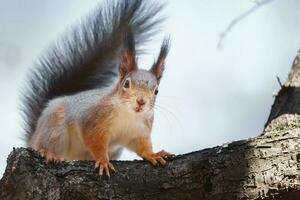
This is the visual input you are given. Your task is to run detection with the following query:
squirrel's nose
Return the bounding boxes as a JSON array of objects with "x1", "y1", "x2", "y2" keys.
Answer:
[{"x1": 136, "y1": 97, "x2": 146, "y2": 106}]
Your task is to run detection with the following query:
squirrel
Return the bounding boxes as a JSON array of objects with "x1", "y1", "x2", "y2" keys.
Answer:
[{"x1": 21, "y1": 0, "x2": 171, "y2": 176}]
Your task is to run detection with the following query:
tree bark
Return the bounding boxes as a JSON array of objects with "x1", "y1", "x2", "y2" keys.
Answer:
[{"x1": 2, "y1": 51, "x2": 300, "y2": 200}]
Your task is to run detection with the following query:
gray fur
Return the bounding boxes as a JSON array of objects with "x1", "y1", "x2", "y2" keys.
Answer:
[
  {"x1": 32, "y1": 98, "x2": 67, "y2": 154},
  {"x1": 31, "y1": 87, "x2": 111, "y2": 154},
  {"x1": 130, "y1": 70, "x2": 158, "y2": 87},
  {"x1": 64, "y1": 87, "x2": 113, "y2": 121}
]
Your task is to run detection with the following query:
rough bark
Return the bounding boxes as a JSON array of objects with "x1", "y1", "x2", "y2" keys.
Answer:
[
  {"x1": 265, "y1": 51, "x2": 300, "y2": 126},
  {"x1": 2, "y1": 51, "x2": 300, "y2": 200}
]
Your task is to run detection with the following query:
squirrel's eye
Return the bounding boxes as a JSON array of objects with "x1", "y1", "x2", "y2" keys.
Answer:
[
  {"x1": 124, "y1": 79, "x2": 130, "y2": 88},
  {"x1": 154, "y1": 89, "x2": 159, "y2": 95}
]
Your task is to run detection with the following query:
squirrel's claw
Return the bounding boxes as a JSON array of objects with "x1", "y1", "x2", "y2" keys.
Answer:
[
  {"x1": 37, "y1": 147, "x2": 63, "y2": 164},
  {"x1": 142, "y1": 150, "x2": 173, "y2": 166},
  {"x1": 95, "y1": 160, "x2": 115, "y2": 177},
  {"x1": 108, "y1": 162, "x2": 116, "y2": 172},
  {"x1": 155, "y1": 150, "x2": 173, "y2": 158},
  {"x1": 147, "y1": 157, "x2": 159, "y2": 166},
  {"x1": 44, "y1": 152, "x2": 63, "y2": 164},
  {"x1": 143, "y1": 154, "x2": 165, "y2": 166},
  {"x1": 156, "y1": 156, "x2": 166, "y2": 166},
  {"x1": 99, "y1": 165, "x2": 109, "y2": 177}
]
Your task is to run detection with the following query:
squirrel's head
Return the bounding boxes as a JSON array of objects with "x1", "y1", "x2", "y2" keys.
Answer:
[{"x1": 116, "y1": 34, "x2": 170, "y2": 114}]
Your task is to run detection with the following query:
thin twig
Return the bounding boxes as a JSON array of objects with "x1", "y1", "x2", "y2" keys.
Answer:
[
  {"x1": 276, "y1": 76, "x2": 282, "y2": 87},
  {"x1": 217, "y1": 0, "x2": 277, "y2": 49}
]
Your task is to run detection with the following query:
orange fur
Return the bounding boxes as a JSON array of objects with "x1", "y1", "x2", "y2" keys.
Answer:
[
  {"x1": 82, "y1": 130, "x2": 109, "y2": 161},
  {"x1": 129, "y1": 135, "x2": 153, "y2": 156},
  {"x1": 128, "y1": 135, "x2": 171, "y2": 166},
  {"x1": 82, "y1": 129, "x2": 116, "y2": 176},
  {"x1": 81, "y1": 102, "x2": 117, "y2": 176}
]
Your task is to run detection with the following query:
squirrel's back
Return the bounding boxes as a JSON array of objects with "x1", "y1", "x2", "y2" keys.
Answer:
[{"x1": 21, "y1": 0, "x2": 165, "y2": 142}]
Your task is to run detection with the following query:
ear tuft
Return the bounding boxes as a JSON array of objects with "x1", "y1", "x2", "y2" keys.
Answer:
[
  {"x1": 150, "y1": 37, "x2": 170, "y2": 83},
  {"x1": 119, "y1": 30, "x2": 137, "y2": 79}
]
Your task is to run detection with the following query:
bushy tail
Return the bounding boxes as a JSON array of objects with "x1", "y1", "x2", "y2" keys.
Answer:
[{"x1": 21, "y1": 0, "x2": 165, "y2": 141}]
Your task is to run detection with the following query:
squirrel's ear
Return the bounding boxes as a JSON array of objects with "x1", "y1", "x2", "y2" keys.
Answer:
[
  {"x1": 119, "y1": 31, "x2": 137, "y2": 79},
  {"x1": 150, "y1": 38, "x2": 170, "y2": 83}
]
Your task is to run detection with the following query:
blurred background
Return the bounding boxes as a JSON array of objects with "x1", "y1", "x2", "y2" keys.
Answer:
[{"x1": 1, "y1": 0, "x2": 300, "y2": 175}]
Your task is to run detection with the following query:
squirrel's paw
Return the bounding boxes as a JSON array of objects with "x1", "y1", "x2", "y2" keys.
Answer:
[
  {"x1": 38, "y1": 148, "x2": 64, "y2": 163},
  {"x1": 155, "y1": 150, "x2": 173, "y2": 158},
  {"x1": 95, "y1": 159, "x2": 116, "y2": 177},
  {"x1": 142, "y1": 150, "x2": 172, "y2": 166}
]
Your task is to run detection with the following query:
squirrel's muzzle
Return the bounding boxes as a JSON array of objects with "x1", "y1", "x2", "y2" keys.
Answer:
[{"x1": 136, "y1": 97, "x2": 146, "y2": 106}]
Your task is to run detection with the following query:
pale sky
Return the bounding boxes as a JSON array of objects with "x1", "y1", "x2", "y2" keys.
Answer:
[{"x1": 1, "y1": 0, "x2": 300, "y2": 175}]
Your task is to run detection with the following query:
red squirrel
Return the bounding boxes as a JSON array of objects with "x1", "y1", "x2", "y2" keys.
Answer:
[{"x1": 22, "y1": 0, "x2": 171, "y2": 176}]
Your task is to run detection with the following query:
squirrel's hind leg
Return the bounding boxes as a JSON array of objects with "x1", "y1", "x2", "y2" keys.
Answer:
[{"x1": 29, "y1": 102, "x2": 68, "y2": 163}]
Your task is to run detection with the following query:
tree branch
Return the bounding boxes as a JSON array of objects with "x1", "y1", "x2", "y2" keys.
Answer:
[{"x1": 2, "y1": 51, "x2": 300, "y2": 199}]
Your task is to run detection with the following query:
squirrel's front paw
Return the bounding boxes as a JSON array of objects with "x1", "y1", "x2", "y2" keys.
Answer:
[
  {"x1": 142, "y1": 150, "x2": 172, "y2": 166},
  {"x1": 155, "y1": 150, "x2": 173, "y2": 158},
  {"x1": 95, "y1": 159, "x2": 116, "y2": 177}
]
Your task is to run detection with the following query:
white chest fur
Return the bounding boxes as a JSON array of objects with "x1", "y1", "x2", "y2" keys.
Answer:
[{"x1": 109, "y1": 107, "x2": 151, "y2": 146}]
